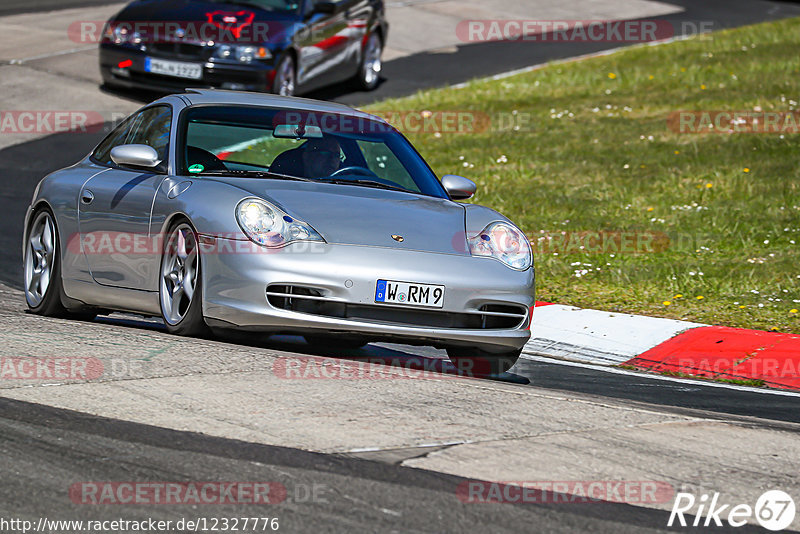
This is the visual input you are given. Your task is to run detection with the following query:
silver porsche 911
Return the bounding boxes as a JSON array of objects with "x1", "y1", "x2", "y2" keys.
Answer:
[{"x1": 23, "y1": 89, "x2": 534, "y2": 375}]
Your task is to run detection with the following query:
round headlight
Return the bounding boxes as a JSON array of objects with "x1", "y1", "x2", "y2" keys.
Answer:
[
  {"x1": 237, "y1": 200, "x2": 276, "y2": 245},
  {"x1": 468, "y1": 221, "x2": 532, "y2": 270},
  {"x1": 235, "y1": 198, "x2": 324, "y2": 248}
]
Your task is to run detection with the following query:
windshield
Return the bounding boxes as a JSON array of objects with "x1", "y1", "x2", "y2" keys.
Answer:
[
  {"x1": 180, "y1": 105, "x2": 448, "y2": 198},
  {"x1": 206, "y1": 0, "x2": 301, "y2": 13}
]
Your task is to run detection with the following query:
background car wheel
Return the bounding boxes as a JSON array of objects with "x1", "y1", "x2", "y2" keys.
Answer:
[
  {"x1": 24, "y1": 208, "x2": 67, "y2": 316},
  {"x1": 273, "y1": 55, "x2": 296, "y2": 96},
  {"x1": 356, "y1": 33, "x2": 382, "y2": 91},
  {"x1": 159, "y1": 221, "x2": 208, "y2": 336},
  {"x1": 446, "y1": 347, "x2": 521, "y2": 376},
  {"x1": 304, "y1": 335, "x2": 368, "y2": 350}
]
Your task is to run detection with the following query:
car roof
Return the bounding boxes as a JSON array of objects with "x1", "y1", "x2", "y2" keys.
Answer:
[{"x1": 169, "y1": 89, "x2": 386, "y2": 124}]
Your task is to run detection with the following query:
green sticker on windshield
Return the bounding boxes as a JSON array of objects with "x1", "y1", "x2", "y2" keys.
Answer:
[{"x1": 188, "y1": 164, "x2": 204, "y2": 174}]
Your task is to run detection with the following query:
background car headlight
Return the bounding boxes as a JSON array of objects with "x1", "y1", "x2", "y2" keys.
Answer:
[
  {"x1": 111, "y1": 25, "x2": 129, "y2": 45},
  {"x1": 467, "y1": 221, "x2": 532, "y2": 270},
  {"x1": 236, "y1": 198, "x2": 323, "y2": 248},
  {"x1": 213, "y1": 45, "x2": 271, "y2": 62}
]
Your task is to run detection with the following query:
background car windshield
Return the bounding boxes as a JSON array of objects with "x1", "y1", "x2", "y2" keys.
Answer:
[
  {"x1": 207, "y1": 0, "x2": 300, "y2": 12},
  {"x1": 181, "y1": 105, "x2": 448, "y2": 198}
]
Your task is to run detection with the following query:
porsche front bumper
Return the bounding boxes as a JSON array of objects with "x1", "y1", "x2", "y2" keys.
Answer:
[{"x1": 200, "y1": 239, "x2": 535, "y2": 353}]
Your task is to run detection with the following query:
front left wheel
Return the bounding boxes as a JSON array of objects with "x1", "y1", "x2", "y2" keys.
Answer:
[
  {"x1": 24, "y1": 209, "x2": 67, "y2": 316},
  {"x1": 159, "y1": 221, "x2": 208, "y2": 336}
]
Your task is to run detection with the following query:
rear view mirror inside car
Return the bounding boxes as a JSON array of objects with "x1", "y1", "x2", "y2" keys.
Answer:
[{"x1": 273, "y1": 124, "x2": 323, "y2": 139}]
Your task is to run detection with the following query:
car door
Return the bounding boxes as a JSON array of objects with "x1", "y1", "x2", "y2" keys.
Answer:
[
  {"x1": 78, "y1": 105, "x2": 172, "y2": 291},
  {"x1": 296, "y1": 0, "x2": 365, "y2": 87}
]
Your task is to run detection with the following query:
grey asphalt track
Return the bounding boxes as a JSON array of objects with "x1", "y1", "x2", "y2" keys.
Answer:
[
  {"x1": 0, "y1": 396, "x2": 784, "y2": 533},
  {"x1": 0, "y1": 0, "x2": 119, "y2": 16}
]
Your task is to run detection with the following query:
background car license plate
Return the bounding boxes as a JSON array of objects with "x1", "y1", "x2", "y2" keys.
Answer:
[
  {"x1": 375, "y1": 280, "x2": 444, "y2": 308},
  {"x1": 145, "y1": 57, "x2": 202, "y2": 79}
]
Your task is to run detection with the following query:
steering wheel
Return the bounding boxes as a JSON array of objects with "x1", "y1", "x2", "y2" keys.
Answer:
[
  {"x1": 330, "y1": 166, "x2": 378, "y2": 178},
  {"x1": 329, "y1": 166, "x2": 405, "y2": 189}
]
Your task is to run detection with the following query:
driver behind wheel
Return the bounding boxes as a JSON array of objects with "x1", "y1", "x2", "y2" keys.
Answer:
[{"x1": 302, "y1": 137, "x2": 342, "y2": 178}]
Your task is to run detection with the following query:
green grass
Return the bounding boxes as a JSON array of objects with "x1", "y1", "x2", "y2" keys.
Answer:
[{"x1": 363, "y1": 18, "x2": 800, "y2": 333}]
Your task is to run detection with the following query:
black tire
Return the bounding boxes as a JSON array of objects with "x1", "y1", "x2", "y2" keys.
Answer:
[
  {"x1": 304, "y1": 334, "x2": 368, "y2": 350},
  {"x1": 159, "y1": 220, "x2": 208, "y2": 337},
  {"x1": 355, "y1": 32, "x2": 382, "y2": 91},
  {"x1": 24, "y1": 208, "x2": 68, "y2": 317},
  {"x1": 272, "y1": 54, "x2": 296, "y2": 96},
  {"x1": 446, "y1": 347, "x2": 521, "y2": 376}
]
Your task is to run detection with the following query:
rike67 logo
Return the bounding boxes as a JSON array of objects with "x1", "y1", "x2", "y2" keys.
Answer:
[{"x1": 669, "y1": 490, "x2": 796, "y2": 531}]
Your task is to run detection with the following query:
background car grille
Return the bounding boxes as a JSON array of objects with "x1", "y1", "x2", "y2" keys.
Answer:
[
  {"x1": 266, "y1": 285, "x2": 527, "y2": 330},
  {"x1": 149, "y1": 41, "x2": 208, "y2": 60}
]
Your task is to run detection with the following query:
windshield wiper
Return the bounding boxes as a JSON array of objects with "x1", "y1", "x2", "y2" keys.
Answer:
[
  {"x1": 318, "y1": 178, "x2": 411, "y2": 193},
  {"x1": 197, "y1": 169, "x2": 313, "y2": 182}
]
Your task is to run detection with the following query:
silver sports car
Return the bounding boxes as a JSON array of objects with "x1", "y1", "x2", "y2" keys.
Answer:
[{"x1": 23, "y1": 89, "x2": 534, "y2": 375}]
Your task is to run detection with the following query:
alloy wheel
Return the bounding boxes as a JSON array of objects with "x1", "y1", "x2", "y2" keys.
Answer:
[
  {"x1": 361, "y1": 34, "x2": 382, "y2": 87},
  {"x1": 275, "y1": 57, "x2": 296, "y2": 96},
  {"x1": 24, "y1": 211, "x2": 56, "y2": 307},
  {"x1": 160, "y1": 224, "x2": 199, "y2": 325}
]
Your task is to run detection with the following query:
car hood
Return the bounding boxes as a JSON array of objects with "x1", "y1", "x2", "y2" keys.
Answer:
[
  {"x1": 228, "y1": 179, "x2": 469, "y2": 255},
  {"x1": 113, "y1": 0, "x2": 300, "y2": 45}
]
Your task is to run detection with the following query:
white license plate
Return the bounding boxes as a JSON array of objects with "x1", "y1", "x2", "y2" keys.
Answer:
[
  {"x1": 145, "y1": 57, "x2": 202, "y2": 79},
  {"x1": 375, "y1": 280, "x2": 445, "y2": 308}
]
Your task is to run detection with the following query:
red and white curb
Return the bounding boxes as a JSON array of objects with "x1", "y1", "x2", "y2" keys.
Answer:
[{"x1": 524, "y1": 302, "x2": 800, "y2": 391}]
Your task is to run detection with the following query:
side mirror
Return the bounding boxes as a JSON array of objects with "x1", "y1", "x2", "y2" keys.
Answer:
[
  {"x1": 311, "y1": 1, "x2": 339, "y2": 15},
  {"x1": 110, "y1": 144, "x2": 162, "y2": 169},
  {"x1": 441, "y1": 174, "x2": 477, "y2": 200}
]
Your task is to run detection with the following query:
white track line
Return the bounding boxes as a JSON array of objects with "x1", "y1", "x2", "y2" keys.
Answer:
[
  {"x1": 9, "y1": 45, "x2": 97, "y2": 65},
  {"x1": 524, "y1": 304, "x2": 703, "y2": 365}
]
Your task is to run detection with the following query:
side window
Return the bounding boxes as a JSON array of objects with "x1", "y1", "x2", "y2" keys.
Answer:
[
  {"x1": 127, "y1": 106, "x2": 172, "y2": 170},
  {"x1": 91, "y1": 115, "x2": 136, "y2": 165},
  {"x1": 91, "y1": 106, "x2": 172, "y2": 172}
]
